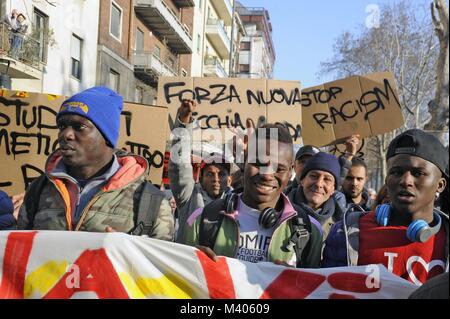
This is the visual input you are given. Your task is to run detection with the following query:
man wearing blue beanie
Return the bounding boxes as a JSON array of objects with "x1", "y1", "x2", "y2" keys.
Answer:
[
  {"x1": 17, "y1": 87, "x2": 174, "y2": 240},
  {"x1": 287, "y1": 151, "x2": 345, "y2": 240}
]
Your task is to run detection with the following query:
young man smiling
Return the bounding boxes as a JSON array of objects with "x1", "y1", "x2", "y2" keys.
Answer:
[
  {"x1": 322, "y1": 129, "x2": 448, "y2": 286},
  {"x1": 181, "y1": 124, "x2": 322, "y2": 268}
]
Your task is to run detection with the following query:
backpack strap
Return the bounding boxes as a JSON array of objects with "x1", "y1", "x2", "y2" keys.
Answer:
[
  {"x1": 23, "y1": 174, "x2": 48, "y2": 230},
  {"x1": 198, "y1": 197, "x2": 228, "y2": 249},
  {"x1": 130, "y1": 182, "x2": 165, "y2": 237},
  {"x1": 284, "y1": 212, "x2": 312, "y2": 268},
  {"x1": 343, "y1": 207, "x2": 366, "y2": 266}
]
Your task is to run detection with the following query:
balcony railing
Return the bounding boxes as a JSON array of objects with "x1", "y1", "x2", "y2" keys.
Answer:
[
  {"x1": 204, "y1": 56, "x2": 227, "y2": 78},
  {"x1": 210, "y1": 0, "x2": 233, "y2": 25},
  {"x1": 205, "y1": 18, "x2": 230, "y2": 59},
  {"x1": 172, "y1": 0, "x2": 195, "y2": 7},
  {"x1": 0, "y1": 23, "x2": 43, "y2": 77},
  {"x1": 134, "y1": 0, "x2": 193, "y2": 54},
  {"x1": 132, "y1": 50, "x2": 178, "y2": 86}
]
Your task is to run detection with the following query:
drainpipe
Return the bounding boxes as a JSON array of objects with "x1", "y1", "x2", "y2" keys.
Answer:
[{"x1": 228, "y1": 0, "x2": 236, "y2": 77}]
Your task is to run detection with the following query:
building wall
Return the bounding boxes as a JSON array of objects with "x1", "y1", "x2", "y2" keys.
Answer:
[
  {"x1": 190, "y1": 0, "x2": 205, "y2": 76},
  {"x1": 6, "y1": 0, "x2": 100, "y2": 95},
  {"x1": 98, "y1": 0, "x2": 132, "y2": 62}
]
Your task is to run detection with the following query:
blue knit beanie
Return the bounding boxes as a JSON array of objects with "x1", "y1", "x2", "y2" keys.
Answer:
[
  {"x1": 57, "y1": 87, "x2": 123, "y2": 148},
  {"x1": 0, "y1": 190, "x2": 13, "y2": 216},
  {"x1": 300, "y1": 152, "x2": 341, "y2": 188}
]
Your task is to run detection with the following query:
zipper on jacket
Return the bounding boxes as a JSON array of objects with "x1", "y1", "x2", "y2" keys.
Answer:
[
  {"x1": 47, "y1": 177, "x2": 72, "y2": 231},
  {"x1": 74, "y1": 191, "x2": 103, "y2": 231}
]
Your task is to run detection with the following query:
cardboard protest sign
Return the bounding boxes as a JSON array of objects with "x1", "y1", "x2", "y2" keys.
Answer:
[
  {"x1": 157, "y1": 76, "x2": 303, "y2": 144},
  {"x1": 0, "y1": 231, "x2": 418, "y2": 299},
  {"x1": 0, "y1": 90, "x2": 168, "y2": 195},
  {"x1": 301, "y1": 72, "x2": 404, "y2": 147}
]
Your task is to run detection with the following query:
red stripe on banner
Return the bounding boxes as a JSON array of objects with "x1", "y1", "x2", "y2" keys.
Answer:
[
  {"x1": 327, "y1": 272, "x2": 381, "y2": 293},
  {"x1": 260, "y1": 269, "x2": 326, "y2": 299},
  {"x1": 196, "y1": 251, "x2": 236, "y2": 299},
  {"x1": 0, "y1": 232, "x2": 37, "y2": 299},
  {"x1": 44, "y1": 248, "x2": 129, "y2": 299}
]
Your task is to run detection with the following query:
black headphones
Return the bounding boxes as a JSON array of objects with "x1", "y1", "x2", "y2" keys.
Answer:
[{"x1": 223, "y1": 193, "x2": 282, "y2": 229}]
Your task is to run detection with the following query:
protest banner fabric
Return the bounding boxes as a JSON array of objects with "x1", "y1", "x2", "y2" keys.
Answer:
[{"x1": 0, "y1": 231, "x2": 417, "y2": 299}]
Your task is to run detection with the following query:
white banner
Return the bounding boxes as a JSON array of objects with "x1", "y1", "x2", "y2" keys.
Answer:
[{"x1": 0, "y1": 231, "x2": 417, "y2": 299}]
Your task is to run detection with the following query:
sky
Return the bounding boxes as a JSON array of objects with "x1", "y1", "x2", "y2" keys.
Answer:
[{"x1": 238, "y1": 0, "x2": 419, "y2": 87}]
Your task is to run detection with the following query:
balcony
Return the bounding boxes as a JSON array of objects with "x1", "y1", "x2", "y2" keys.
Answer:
[
  {"x1": 0, "y1": 23, "x2": 43, "y2": 81},
  {"x1": 172, "y1": 0, "x2": 195, "y2": 7},
  {"x1": 210, "y1": 0, "x2": 233, "y2": 25},
  {"x1": 132, "y1": 50, "x2": 178, "y2": 87},
  {"x1": 205, "y1": 18, "x2": 230, "y2": 59},
  {"x1": 204, "y1": 56, "x2": 227, "y2": 78},
  {"x1": 134, "y1": 0, "x2": 193, "y2": 54}
]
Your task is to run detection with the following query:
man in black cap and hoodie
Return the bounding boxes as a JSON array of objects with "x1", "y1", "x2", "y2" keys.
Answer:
[{"x1": 323, "y1": 129, "x2": 448, "y2": 287}]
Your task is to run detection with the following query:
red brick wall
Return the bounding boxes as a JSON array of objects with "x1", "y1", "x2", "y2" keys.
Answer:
[{"x1": 98, "y1": 0, "x2": 132, "y2": 61}]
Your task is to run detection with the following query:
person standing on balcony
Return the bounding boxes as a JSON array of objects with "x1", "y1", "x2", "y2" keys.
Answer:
[{"x1": 9, "y1": 13, "x2": 28, "y2": 60}]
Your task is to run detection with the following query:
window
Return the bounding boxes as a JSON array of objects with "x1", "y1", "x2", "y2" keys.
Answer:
[
  {"x1": 198, "y1": 0, "x2": 202, "y2": 11},
  {"x1": 153, "y1": 45, "x2": 161, "y2": 58},
  {"x1": 110, "y1": 1, "x2": 122, "y2": 41},
  {"x1": 109, "y1": 69, "x2": 120, "y2": 92},
  {"x1": 239, "y1": 64, "x2": 249, "y2": 73},
  {"x1": 197, "y1": 34, "x2": 201, "y2": 53},
  {"x1": 70, "y1": 34, "x2": 82, "y2": 80},
  {"x1": 135, "y1": 28, "x2": 144, "y2": 52},
  {"x1": 135, "y1": 87, "x2": 143, "y2": 104},
  {"x1": 240, "y1": 41, "x2": 251, "y2": 51},
  {"x1": 33, "y1": 8, "x2": 49, "y2": 63},
  {"x1": 168, "y1": 57, "x2": 175, "y2": 69}
]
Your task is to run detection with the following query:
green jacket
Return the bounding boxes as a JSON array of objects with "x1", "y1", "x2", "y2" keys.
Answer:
[
  {"x1": 17, "y1": 150, "x2": 174, "y2": 241},
  {"x1": 181, "y1": 194, "x2": 322, "y2": 268}
]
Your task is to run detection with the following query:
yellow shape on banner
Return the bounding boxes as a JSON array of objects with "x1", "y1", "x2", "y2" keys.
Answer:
[
  {"x1": 0, "y1": 89, "x2": 8, "y2": 96},
  {"x1": 119, "y1": 272, "x2": 195, "y2": 299},
  {"x1": 47, "y1": 94, "x2": 60, "y2": 101},
  {"x1": 12, "y1": 91, "x2": 30, "y2": 98},
  {"x1": 24, "y1": 261, "x2": 69, "y2": 298}
]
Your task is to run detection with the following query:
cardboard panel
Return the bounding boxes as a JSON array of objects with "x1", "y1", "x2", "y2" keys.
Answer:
[
  {"x1": 301, "y1": 84, "x2": 336, "y2": 147},
  {"x1": 117, "y1": 103, "x2": 169, "y2": 184},
  {"x1": 358, "y1": 72, "x2": 404, "y2": 136},
  {"x1": 324, "y1": 76, "x2": 371, "y2": 141},
  {"x1": 301, "y1": 72, "x2": 404, "y2": 147},
  {"x1": 156, "y1": 77, "x2": 194, "y2": 132},
  {"x1": 266, "y1": 80, "x2": 303, "y2": 144},
  {"x1": 0, "y1": 90, "x2": 168, "y2": 195}
]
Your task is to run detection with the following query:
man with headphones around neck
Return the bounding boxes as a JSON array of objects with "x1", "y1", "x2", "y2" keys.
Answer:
[
  {"x1": 180, "y1": 123, "x2": 323, "y2": 268},
  {"x1": 322, "y1": 129, "x2": 448, "y2": 286}
]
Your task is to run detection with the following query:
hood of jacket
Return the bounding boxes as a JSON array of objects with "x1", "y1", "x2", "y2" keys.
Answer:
[{"x1": 45, "y1": 149, "x2": 149, "y2": 191}]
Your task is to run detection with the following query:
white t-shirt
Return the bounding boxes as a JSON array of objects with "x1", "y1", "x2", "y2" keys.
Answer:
[{"x1": 235, "y1": 199, "x2": 275, "y2": 263}]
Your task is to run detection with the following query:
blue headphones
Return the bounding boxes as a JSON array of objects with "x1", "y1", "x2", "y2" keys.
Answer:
[{"x1": 375, "y1": 204, "x2": 442, "y2": 243}]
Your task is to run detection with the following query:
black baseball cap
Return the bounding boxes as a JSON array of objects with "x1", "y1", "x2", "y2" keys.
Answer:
[
  {"x1": 387, "y1": 129, "x2": 449, "y2": 178},
  {"x1": 295, "y1": 145, "x2": 320, "y2": 161}
]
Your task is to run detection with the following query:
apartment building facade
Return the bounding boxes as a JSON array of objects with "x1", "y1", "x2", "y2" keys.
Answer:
[
  {"x1": 97, "y1": 0, "x2": 194, "y2": 104},
  {"x1": 190, "y1": 0, "x2": 244, "y2": 78},
  {"x1": 0, "y1": 0, "x2": 99, "y2": 96},
  {"x1": 236, "y1": 2, "x2": 275, "y2": 79}
]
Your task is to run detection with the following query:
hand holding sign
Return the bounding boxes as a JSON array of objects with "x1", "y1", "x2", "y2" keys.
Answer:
[
  {"x1": 178, "y1": 99, "x2": 196, "y2": 124},
  {"x1": 343, "y1": 134, "x2": 360, "y2": 160}
]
